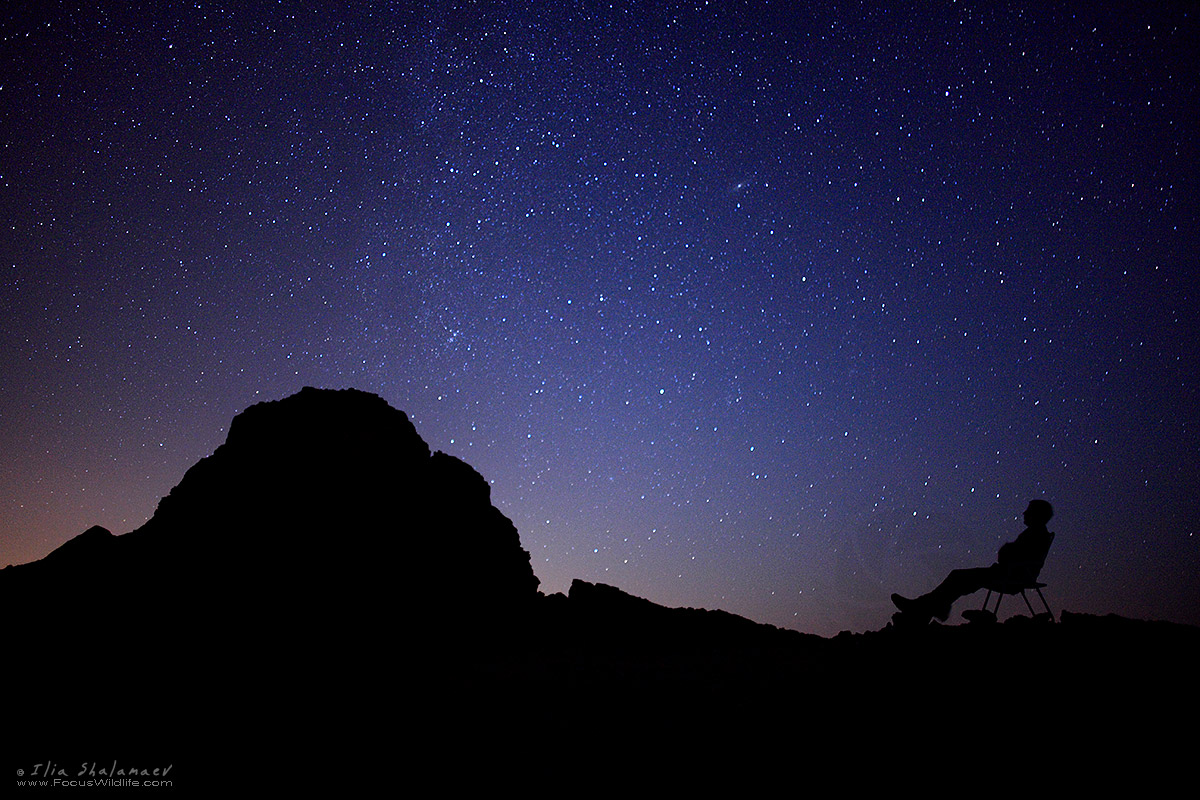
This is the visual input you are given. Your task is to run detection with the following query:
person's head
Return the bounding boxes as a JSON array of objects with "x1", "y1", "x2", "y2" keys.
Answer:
[{"x1": 1024, "y1": 499, "x2": 1053, "y2": 527}]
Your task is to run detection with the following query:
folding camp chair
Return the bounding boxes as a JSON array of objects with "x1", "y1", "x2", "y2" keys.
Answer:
[{"x1": 975, "y1": 532, "x2": 1055, "y2": 622}]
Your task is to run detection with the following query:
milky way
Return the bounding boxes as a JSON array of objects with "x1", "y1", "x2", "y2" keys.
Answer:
[{"x1": 2, "y1": 1, "x2": 1197, "y2": 636}]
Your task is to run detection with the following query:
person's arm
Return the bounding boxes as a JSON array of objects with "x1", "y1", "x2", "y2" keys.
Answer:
[
  {"x1": 997, "y1": 540, "x2": 1015, "y2": 563},
  {"x1": 998, "y1": 529, "x2": 1036, "y2": 564}
]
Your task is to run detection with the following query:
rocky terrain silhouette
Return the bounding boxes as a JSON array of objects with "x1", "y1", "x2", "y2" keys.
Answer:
[{"x1": 7, "y1": 388, "x2": 1196, "y2": 787}]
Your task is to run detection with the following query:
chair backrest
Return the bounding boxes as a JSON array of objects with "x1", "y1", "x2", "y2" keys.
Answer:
[
  {"x1": 1025, "y1": 531, "x2": 1054, "y2": 577},
  {"x1": 995, "y1": 532, "x2": 1054, "y2": 591}
]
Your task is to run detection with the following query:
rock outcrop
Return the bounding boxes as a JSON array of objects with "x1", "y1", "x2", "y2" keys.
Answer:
[
  {"x1": 7, "y1": 388, "x2": 544, "y2": 775},
  {"x1": 5, "y1": 387, "x2": 539, "y2": 633}
]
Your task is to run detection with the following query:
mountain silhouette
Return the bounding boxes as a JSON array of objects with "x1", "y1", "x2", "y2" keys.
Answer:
[
  {"x1": 5, "y1": 387, "x2": 539, "y2": 628},
  {"x1": 7, "y1": 387, "x2": 1196, "y2": 787},
  {"x1": 7, "y1": 388, "x2": 546, "y2": 783}
]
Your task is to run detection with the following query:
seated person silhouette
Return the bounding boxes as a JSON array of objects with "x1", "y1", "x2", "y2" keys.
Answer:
[{"x1": 891, "y1": 499, "x2": 1054, "y2": 625}]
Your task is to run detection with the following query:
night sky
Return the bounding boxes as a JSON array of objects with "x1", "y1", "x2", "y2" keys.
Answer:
[{"x1": 2, "y1": 1, "x2": 1197, "y2": 637}]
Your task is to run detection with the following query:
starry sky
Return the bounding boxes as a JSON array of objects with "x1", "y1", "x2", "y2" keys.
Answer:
[{"x1": 2, "y1": 0, "x2": 1197, "y2": 637}]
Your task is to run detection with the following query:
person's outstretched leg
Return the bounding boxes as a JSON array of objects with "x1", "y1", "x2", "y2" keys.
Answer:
[{"x1": 892, "y1": 566, "x2": 996, "y2": 623}]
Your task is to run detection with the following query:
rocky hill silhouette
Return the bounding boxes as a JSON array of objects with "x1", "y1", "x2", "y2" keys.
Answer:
[
  {"x1": 6, "y1": 388, "x2": 538, "y2": 627},
  {"x1": 7, "y1": 387, "x2": 1197, "y2": 787}
]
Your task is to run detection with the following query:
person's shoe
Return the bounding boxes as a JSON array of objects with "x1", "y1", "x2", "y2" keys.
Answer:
[
  {"x1": 891, "y1": 594, "x2": 932, "y2": 623},
  {"x1": 930, "y1": 598, "x2": 952, "y2": 622}
]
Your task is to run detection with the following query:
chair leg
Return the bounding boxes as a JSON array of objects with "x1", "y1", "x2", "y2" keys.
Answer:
[
  {"x1": 1020, "y1": 589, "x2": 1038, "y2": 617},
  {"x1": 1035, "y1": 587, "x2": 1055, "y2": 622}
]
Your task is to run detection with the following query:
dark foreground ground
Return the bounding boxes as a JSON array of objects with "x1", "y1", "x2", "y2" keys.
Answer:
[{"x1": 12, "y1": 581, "x2": 1198, "y2": 791}]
